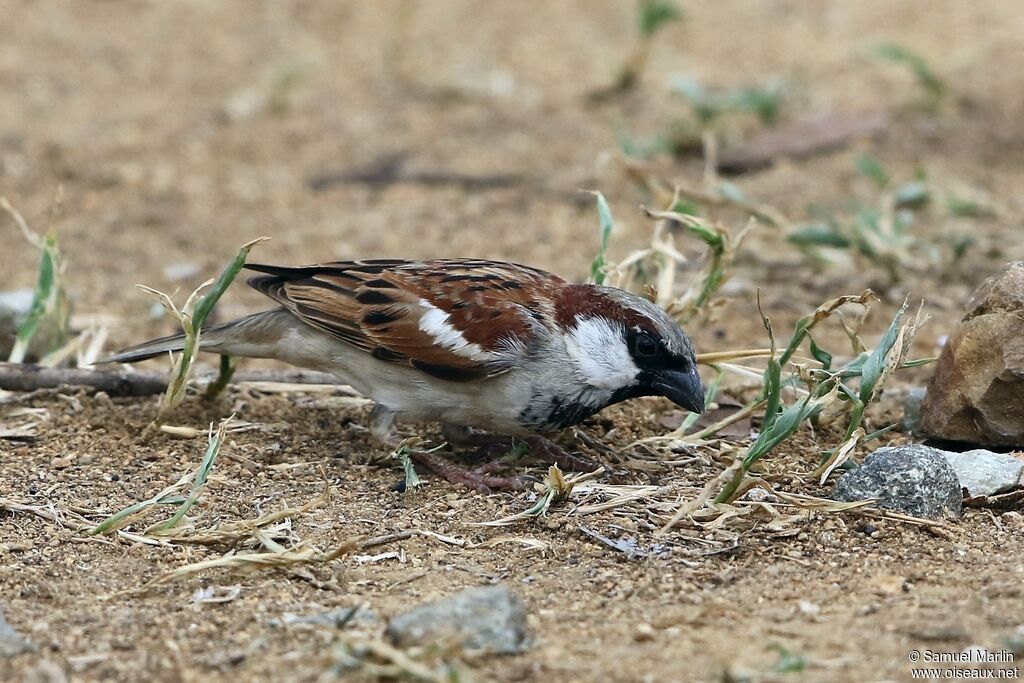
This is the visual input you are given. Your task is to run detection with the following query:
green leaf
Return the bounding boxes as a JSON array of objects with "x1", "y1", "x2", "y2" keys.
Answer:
[
  {"x1": 638, "y1": 0, "x2": 683, "y2": 38},
  {"x1": 89, "y1": 493, "x2": 182, "y2": 536},
  {"x1": 616, "y1": 131, "x2": 671, "y2": 159},
  {"x1": 949, "y1": 234, "x2": 975, "y2": 263},
  {"x1": 728, "y1": 85, "x2": 784, "y2": 124},
  {"x1": 855, "y1": 153, "x2": 889, "y2": 188},
  {"x1": 670, "y1": 77, "x2": 720, "y2": 124},
  {"x1": 670, "y1": 76, "x2": 705, "y2": 101},
  {"x1": 743, "y1": 390, "x2": 831, "y2": 468},
  {"x1": 872, "y1": 42, "x2": 945, "y2": 103},
  {"x1": 9, "y1": 230, "x2": 68, "y2": 363},
  {"x1": 158, "y1": 237, "x2": 268, "y2": 417},
  {"x1": 863, "y1": 423, "x2": 898, "y2": 442},
  {"x1": 787, "y1": 224, "x2": 851, "y2": 248},
  {"x1": 204, "y1": 354, "x2": 237, "y2": 398},
  {"x1": 670, "y1": 198, "x2": 701, "y2": 216},
  {"x1": 809, "y1": 335, "x2": 833, "y2": 370},
  {"x1": 395, "y1": 447, "x2": 423, "y2": 490},
  {"x1": 946, "y1": 196, "x2": 995, "y2": 218},
  {"x1": 148, "y1": 420, "x2": 229, "y2": 532},
  {"x1": 898, "y1": 357, "x2": 936, "y2": 369},
  {"x1": 589, "y1": 192, "x2": 615, "y2": 285},
  {"x1": 759, "y1": 313, "x2": 782, "y2": 430},
  {"x1": 893, "y1": 181, "x2": 930, "y2": 208},
  {"x1": 768, "y1": 644, "x2": 808, "y2": 673},
  {"x1": 858, "y1": 299, "x2": 909, "y2": 404},
  {"x1": 717, "y1": 181, "x2": 747, "y2": 203},
  {"x1": 193, "y1": 240, "x2": 265, "y2": 325}
]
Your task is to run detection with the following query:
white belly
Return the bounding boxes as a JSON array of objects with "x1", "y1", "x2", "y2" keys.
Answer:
[{"x1": 219, "y1": 314, "x2": 604, "y2": 435}]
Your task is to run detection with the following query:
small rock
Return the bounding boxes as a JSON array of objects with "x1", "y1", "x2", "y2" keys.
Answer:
[
  {"x1": 0, "y1": 288, "x2": 66, "y2": 361},
  {"x1": 162, "y1": 262, "x2": 201, "y2": 281},
  {"x1": 633, "y1": 623, "x2": 655, "y2": 642},
  {"x1": 798, "y1": 600, "x2": 821, "y2": 616},
  {"x1": 942, "y1": 449, "x2": 1024, "y2": 497},
  {"x1": 1001, "y1": 511, "x2": 1024, "y2": 529},
  {"x1": 832, "y1": 444, "x2": 962, "y2": 519},
  {"x1": 921, "y1": 262, "x2": 1024, "y2": 447},
  {"x1": 0, "y1": 289, "x2": 34, "y2": 317},
  {"x1": 385, "y1": 584, "x2": 529, "y2": 655},
  {"x1": 223, "y1": 88, "x2": 268, "y2": 121},
  {"x1": 741, "y1": 487, "x2": 781, "y2": 504},
  {"x1": 900, "y1": 387, "x2": 927, "y2": 434},
  {"x1": 0, "y1": 610, "x2": 33, "y2": 657},
  {"x1": 50, "y1": 456, "x2": 73, "y2": 469}
]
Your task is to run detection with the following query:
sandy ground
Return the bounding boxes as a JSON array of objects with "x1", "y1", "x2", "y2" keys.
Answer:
[{"x1": 2, "y1": 1, "x2": 1024, "y2": 681}]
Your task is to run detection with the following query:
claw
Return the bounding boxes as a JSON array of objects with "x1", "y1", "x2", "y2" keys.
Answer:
[{"x1": 409, "y1": 449, "x2": 532, "y2": 493}]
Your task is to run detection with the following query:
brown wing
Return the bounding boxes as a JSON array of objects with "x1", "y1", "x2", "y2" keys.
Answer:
[{"x1": 246, "y1": 258, "x2": 565, "y2": 382}]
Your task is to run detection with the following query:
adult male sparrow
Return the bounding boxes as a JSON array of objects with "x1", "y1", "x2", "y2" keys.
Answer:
[{"x1": 110, "y1": 258, "x2": 704, "y2": 491}]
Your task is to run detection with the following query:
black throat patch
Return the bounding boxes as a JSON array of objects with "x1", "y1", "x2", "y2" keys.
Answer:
[{"x1": 518, "y1": 384, "x2": 654, "y2": 432}]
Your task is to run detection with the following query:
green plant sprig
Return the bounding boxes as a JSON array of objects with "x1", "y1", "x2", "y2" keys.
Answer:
[
  {"x1": 90, "y1": 416, "x2": 233, "y2": 535},
  {"x1": 147, "y1": 417, "x2": 232, "y2": 533},
  {"x1": 590, "y1": 0, "x2": 683, "y2": 101},
  {"x1": 871, "y1": 42, "x2": 945, "y2": 111},
  {"x1": 588, "y1": 191, "x2": 616, "y2": 285},
  {"x1": 141, "y1": 236, "x2": 268, "y2": 422},
  {"x1": 2, "y1": 197, "x2": 70, "y2": 364},
  {"x1": 789, "y1": 156, "x2": 975, "y2": 284},
  {"x1": 712, "y1": 295, "x2": 925, "y2": 504}
]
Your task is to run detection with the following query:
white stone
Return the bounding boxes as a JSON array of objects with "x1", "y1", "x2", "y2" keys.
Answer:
[{"x1": 942, "y1": 449, "x2": 1024, "y2": 497}]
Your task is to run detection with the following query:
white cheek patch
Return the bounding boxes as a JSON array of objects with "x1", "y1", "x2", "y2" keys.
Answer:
[
  {"x1": 418, "y1": 300, "x2": 491, "y2": 361},
  {"x1": 565, "y1": 317, "x2": 640, "y2": 390}
]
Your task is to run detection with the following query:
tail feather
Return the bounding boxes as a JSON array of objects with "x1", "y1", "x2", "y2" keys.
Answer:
[
  {"x1": 103, "y1": 309, "x2": 290, "y2": 365},
  {"x1": 103, "y1": 331, "x2": 189, "y2": 364}
]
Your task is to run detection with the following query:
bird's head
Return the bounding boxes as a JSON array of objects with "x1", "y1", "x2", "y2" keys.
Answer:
[{"x1": 556, "y1": 284, "x2": 705, "y2": 415}]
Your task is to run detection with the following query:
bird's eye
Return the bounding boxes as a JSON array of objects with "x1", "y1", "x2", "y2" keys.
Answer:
[{"x1": 635, "y1": 333, "x2": 659, "y2": 358}]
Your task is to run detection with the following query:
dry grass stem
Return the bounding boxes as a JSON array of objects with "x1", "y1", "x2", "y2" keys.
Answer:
[
  {"x1": 127, "y1": 538, "x2": 361, "y2": 594},
  {"x1": 469, "y1": 466, "x2": 606, "y2": 527},
  {"x1": 0, "y1": 497, "x2": 94, "y2": 532},
  {"x1": 657, "y1": 458, "x2": 744, "y2": 534}
]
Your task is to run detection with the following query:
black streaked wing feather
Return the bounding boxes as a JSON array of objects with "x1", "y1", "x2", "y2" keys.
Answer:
[{"x1": 245, "y1": 259, "x2": 557, "y2": 382}]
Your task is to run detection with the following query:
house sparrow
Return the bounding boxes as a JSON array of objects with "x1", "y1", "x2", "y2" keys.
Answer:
[{"x1": 110, "y1": 258, "x2": 704, "y2": 490}]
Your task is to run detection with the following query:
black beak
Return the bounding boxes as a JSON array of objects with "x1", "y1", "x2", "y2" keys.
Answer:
[{"x1": 652, "y1": 367, "x2": 705, "y2": 414}]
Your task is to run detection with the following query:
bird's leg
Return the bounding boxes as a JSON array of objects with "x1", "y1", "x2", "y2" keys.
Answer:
[
  {"x1": 441, "y1": 424, "x2": 518, "y2": 460},
  {"x1": 369, "y1": 408, "x2": 529, "y2": 493},
  {"x1": 441, "y1": 423, "x2": 602, "y2": 474},
  {"x1": 522, "y1": 435, "x2": 602, "y2": 473},
  {"x1": 369, "y1": 404, "x2": 398, "y2": 444},
  {"x1": 406, "y1": 449, "x2": 532, "y2": 494}
]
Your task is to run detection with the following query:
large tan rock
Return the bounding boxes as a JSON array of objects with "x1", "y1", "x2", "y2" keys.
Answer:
[{"x1": 920, "y1": 262, "x2": 1024, "y2": 446}]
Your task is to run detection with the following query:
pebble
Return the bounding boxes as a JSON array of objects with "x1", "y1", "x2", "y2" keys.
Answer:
[
  {"x1": 385, "y1": 584, "x2": 530, "y2": 655},
  {"x1": 633, "y1": 623, "x2": 655, "y2": 642},
  {"x1": 942, "y1": 449, "x2": 1024, "y2": 497},
  {"x1": 1001, "y1": 511, "x2": 1024, "y2": 529},
  {"x1": 0, "y1": 610, "x2": 33, "y2": 657},
  {"x1": 832, "y1": 444, "x2": 962, "y2": 519}
]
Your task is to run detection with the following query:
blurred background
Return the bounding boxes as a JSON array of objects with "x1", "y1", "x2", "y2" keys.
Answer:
[{"x1": 2, "y1": 0, "x2": 1023, "y2": 348}]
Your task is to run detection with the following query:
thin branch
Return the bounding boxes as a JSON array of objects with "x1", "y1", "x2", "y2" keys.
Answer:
[{"x1": 0, "y1": 363, "x2": 356, "y2": 397}]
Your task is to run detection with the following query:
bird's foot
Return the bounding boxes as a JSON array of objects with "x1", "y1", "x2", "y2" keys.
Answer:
[
  {"x1": 522, "y1": 435, "x2": 602, "y2": 473},
  {"x1": 407, "y1": 449, "x2": 533, "y2": 494},
  {"x1": 441, "y1": 424, "x2": 603, "y2": 474}
]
